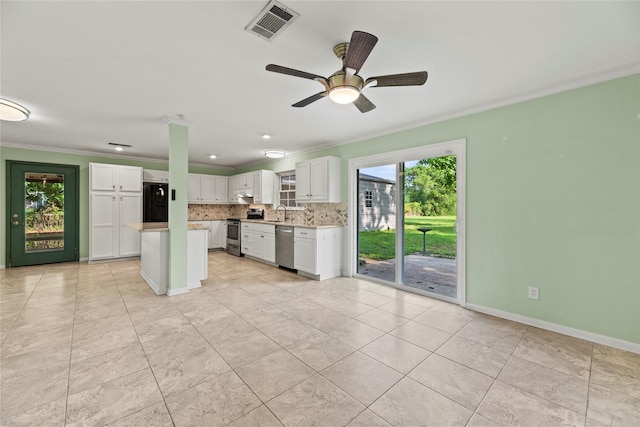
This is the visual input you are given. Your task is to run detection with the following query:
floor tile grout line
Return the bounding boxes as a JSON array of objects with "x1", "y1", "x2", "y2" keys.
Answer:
[
  {"x1": 62, "y1": 263, "x2": 81, "y2": 427},
  {"x1": 114, "y1": 263, "x2": 178, "y2": 427}
]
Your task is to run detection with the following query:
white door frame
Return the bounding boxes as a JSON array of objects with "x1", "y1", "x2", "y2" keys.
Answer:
[{"x1": 346, "y1": 138, "x2": 467, "y2": 306}]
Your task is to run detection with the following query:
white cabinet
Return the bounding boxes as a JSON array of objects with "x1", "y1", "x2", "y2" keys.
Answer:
[
  {"x1": 188, "y1": 174, "x2": 228, "y2": 204},
  {"x1": 119, "y1": 193, "x2": 144, "y2": 257},
  {"x1": 89, "y1": 163, "x2": 142, "y2": 261},
  {"x1": 143, "y1": 169, "x2": 169, "y2": 183},
  {"x1": 294, "y1": 226, "x2": 343, "y2": 280},
  {"x1": 240, "y1": 222, "x2": 275, "y2": 263},
  {"x1": 295, "y1": 156, "x2": 341, "y2": 203},
  {"x1": 210, "y1": 220, "x2": 227, "y2": 249},
  {"x1": 91, "y1": 164, "x2": 142, "y2": 192},
  {"x1": 240, "y1": 222, "x2": 254, "y2": 255},
  {"x1": 229, "y1": 170, "x2": 275, "y2": 204},
  {"x1": 188, "y1": 220, "x2": 226, "y2": 250},
  {"x1": 252, "y1": 223, "x2": 276, "y2": 263}
]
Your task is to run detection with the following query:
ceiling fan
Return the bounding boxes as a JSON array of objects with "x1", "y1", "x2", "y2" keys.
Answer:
[{"x1": 266, "y1": 30, "x2": 428, "y2": 113}]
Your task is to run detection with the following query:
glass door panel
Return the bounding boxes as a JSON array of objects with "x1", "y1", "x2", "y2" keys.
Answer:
[
  {"x1": 24, "y1": 172, "x2": 65, "y2": 252},
  {"x1": 356, "y1": 165, "x2": 397, "y2": 283},
  {"x1": 402, "y1": 155, "x2": 458, "y2": 298}
]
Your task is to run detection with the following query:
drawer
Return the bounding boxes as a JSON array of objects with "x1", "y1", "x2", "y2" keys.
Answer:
[
  {"x1": 241, "y1": 232, "x2": 253, "y2": 242},
  {"x1": 253, "y1": 223, "x2": 275, "y2": 234},
  {"x1": 241, "y1": 244, "x2": 253, "y2": 255},
  {"x1": 241, "y1": 222, "x2": 253, "y2": 230},
  {"x1": 294, "y1": 228, "x2": 316, "y2": 240}
]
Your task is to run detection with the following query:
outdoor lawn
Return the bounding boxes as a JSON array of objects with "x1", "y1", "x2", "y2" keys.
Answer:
[{"x1": 359, "y1": 216, "x2": 456, "y2": 260}]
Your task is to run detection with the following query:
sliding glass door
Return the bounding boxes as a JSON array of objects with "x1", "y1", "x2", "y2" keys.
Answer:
[{"x1": 351, "y1": 141, "x2": 465, "y2": 303}]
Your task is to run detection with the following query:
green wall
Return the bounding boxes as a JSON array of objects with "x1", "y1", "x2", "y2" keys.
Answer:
[
  {"x1": 0, "y1": 149, "x2": 230, "y2": 267},
  {"x1": 2, "y1": 74, "x2": 638, "y2": 344},
  {"x1": 249, "y1": 74, "x2": 640, "y2": 344}
]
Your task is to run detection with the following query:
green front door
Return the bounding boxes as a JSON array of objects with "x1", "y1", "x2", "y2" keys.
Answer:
[{"x1": 7, "y1": 161, "x2": 79, "y2": 267}]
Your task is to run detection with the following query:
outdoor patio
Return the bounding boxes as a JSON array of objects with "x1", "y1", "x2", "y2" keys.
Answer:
[{"x1": 358, "y1": 254, "x2": 457, "y2": 298}]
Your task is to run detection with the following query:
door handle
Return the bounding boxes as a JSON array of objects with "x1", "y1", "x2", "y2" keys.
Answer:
[{"x1": 11, "y1": 221, "x2": 22, "y2": 226}]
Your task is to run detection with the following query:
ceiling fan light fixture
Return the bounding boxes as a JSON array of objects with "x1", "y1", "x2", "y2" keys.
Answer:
[
  {"x1": 328, "y1": 86, "x2": 360, "y2": 104},
  {"x1": 0, "y1": 98, "x2": 30, "y2": 121},
  {"x1": 264, "y1": 150, "x2": 286, "y2": 159}
]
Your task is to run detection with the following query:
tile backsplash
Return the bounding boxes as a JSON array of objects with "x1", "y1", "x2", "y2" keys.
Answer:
[{"x1": 188, "y1": 203, "x2": 348, "y2": 226}]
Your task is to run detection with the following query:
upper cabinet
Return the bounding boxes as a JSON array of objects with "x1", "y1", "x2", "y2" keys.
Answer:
[
  {"x1": 296, "y1": 156, "x2": 342, "y2": 203},
  {"x1": 90, "y1": 164, "x2": 142, "y2": 192},
  {"x1": 188, "y1": 174, "x2": 228, "y2": 204},
  {"x1": 229, "y1": 170, "x2": 275, "y2": 204},
  {"x1": 142, "y1": 169, "x2": 169, "y2": 183}
]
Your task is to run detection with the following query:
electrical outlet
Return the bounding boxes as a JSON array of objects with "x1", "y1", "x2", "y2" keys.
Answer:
[{"x1": 528, "y1": 287, "x2": 539, "y2": 300}]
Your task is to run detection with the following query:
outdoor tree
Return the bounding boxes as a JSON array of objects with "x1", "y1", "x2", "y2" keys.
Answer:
[{"x1": 404, "y1": 155, "x2": 456, "y2": 216}]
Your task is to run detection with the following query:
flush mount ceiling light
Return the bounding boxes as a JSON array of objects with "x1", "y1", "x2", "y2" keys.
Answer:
[
  {"x1": 264, "y1": 150, "x2": 286, "y2": 159},
  {"x1": 108, "y1": 142, "x2": 131, "y2": 152},
  {"x1": 0, "y1": 98, "x2": 30, "y2": 121},
  {"x1": 209, "y1": 154, "x2": 217, "y2": 159}
]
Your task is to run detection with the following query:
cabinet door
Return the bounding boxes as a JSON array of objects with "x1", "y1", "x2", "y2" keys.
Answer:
[
  {"x1": 214, "y1": 177, "x2": 228, "y2": 202},
  {"x1": 119, "y1": 166, "x2": 143, "y2": 192},
  {"x1": 200, "y1": 175, "x2": 216, "y2": 203},
  {"x1": 263, "y1": 233, "x2": 276, "y2": 263},
  {"x1": 188, "y1": 175, "x2": 201, "y2": 203},
  {"x1": 90, "y1": 164, "x2": 117, "y2": 191},
  {"x1": 228, "y1": 176, "x2": 238, "y2": 203},
  {"x1": 309, "y1": 159, "x2": 328, "y2": 201},
  {"x1": 90, "y1": 193, "x2": 117, "y2": 259},
  {"x1": 210, "y1": 221, "x2": 227, "y2": 248},
  {"x1": 118, "y1": 193, "x2": 142, "y2": 257},
  {"x1": 294, "y1": 237, "x2": 316, "y2": 274},
  {"x1": 253, "y1": 233, "x2": 265, "y2": 259},
  {"x1": 295, "y1": 162, "x2": 311, "y2": 201}
]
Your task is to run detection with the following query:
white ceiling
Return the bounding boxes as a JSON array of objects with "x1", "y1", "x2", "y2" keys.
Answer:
[{"x1": 1, "y1": 1, "x2": 638, "y2": 169}]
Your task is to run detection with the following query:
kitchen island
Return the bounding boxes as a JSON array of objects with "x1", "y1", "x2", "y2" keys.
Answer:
[{"x1": 139, "y1": 223, "x2": 208, "y2": 295}]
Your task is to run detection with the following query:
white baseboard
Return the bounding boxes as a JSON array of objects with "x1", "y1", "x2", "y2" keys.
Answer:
[
  {"x1": 187, "y1": 281, "x2": 202, "y2": 289},
  {"x1": 139, "y1": 269, "x2": 166, "y2": 296},
  {"x1": 167, "y1": 287, "x2": 189, "y2": 296},
  {"x1": 0, "y1": 265, "x2": 5, "y2": 270},
  {"x1": 79, "y1": 257, "x2": 89, "y2": 262},
  {"x1": 466, "y1": 303, "x2": 640, "y2": 355}
]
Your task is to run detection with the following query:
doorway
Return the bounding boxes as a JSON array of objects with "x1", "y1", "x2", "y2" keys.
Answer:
[
  {"x1": 349, "y1": 139, "x2": 466, "y2": 304},
  {"x1": 6, "y1": 161, "x2": 79, "y2": 267}
]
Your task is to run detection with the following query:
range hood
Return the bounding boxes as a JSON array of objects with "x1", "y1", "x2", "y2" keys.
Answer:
[{"x1": 235, "y1": 189, "x2": 254, "y2": 198}]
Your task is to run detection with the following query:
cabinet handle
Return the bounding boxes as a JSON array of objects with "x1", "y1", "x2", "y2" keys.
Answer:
[
  {"x1": 112, "y1": 196, "x2": 115, "y2": 200},
  {"x1": 120, "y1": 185, "x2": 122, "y2": 189},
  {"x1": 112, "y1": 185, "x2": 115, "y2": 189}
]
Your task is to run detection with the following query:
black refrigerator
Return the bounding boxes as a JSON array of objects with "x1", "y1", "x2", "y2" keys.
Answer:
[{"x1": 143, "y1": 183, "x2": 169, "y2": 222}]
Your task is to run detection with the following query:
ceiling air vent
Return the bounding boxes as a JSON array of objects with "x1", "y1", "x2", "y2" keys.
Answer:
[{"x1": 245, "y1": 0, "x2": 299, "y2": 41}]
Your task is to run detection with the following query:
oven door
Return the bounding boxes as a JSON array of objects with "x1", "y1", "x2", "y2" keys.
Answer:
[{"x1": 226, "y1": 222, "x2": 239, "y2": 245}]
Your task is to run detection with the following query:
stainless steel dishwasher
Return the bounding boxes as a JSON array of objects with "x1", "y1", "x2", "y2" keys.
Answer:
[{"x1": 275, "y1": 225, "x2": 295, "y2": 269}]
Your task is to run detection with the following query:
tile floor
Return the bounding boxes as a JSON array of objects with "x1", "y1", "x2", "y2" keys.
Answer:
[{"x1": 1, "y1": 252, "x2": 639, "y2": 426}]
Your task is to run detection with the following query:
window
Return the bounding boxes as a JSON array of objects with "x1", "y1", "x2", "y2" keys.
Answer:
[
  {"x1": 365, "y1": 190, "x2": 373, "y2": 208},
  {"x1": 278, "y1": 171, "x2": 300, "y2": 208}
]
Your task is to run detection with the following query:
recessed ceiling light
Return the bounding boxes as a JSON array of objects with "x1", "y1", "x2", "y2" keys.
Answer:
[
  {"x1": 114, "y1": 146, "x2": 124, "y2": 152},
  {"x1": 209, "y1": 154, "x2": 217, "y2": 159},
  {"x1": 0, "y1": 98, "x2": 30, "y2": 121},
  {"x1": 264, "y1": 150, "x2": 286, "y2": 159},
  {"x1": 261, "y1": 134, "x2": 271, "y2": 140}
]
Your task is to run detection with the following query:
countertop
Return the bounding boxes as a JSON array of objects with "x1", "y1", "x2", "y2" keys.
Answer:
[
  {"x1": 240, "y1": 219, "x2": 344, "y2": 229},
  {"x1": 138, "y1": 223, "x2": 210, "y2": 233}
]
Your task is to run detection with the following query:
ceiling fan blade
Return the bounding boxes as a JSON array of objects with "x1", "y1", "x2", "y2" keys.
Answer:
[
  {"x1": 292, "y1": 91, "x2": 327, "y2": 108},
  {"x1": 353, "y1": 93, "x2": 376, "y2": 113},
  {"x1": 266, "y1": 64, "x2": 326, "y2": 81},
  {"x1": 366, "y1": 71, "x2": 428, "y2": 87},
  {"x1": 343, "y1": 31, "x2": 378, "y2": 73}
]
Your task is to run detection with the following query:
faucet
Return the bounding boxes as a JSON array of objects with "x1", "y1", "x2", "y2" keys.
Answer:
[{"x1": 276, "y1": 204, "x2": 288, "y2": 222}]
